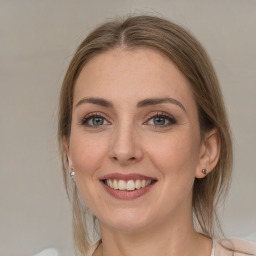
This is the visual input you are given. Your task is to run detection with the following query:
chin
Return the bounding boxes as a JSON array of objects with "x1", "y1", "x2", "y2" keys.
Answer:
[{"x1": 99, "y1": 209, "x2": 153, "y2": 233}]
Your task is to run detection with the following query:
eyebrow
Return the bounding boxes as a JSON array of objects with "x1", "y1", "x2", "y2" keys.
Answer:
[
  {"x1": 75, "y1": 97, "x2": 186, "y2": 112},
  {"x1": 75, "y1": 97, "x2": 114, "y2": 108},
  {"x1": 137, "y1": 97, "x2": 186, "y2": 112}
]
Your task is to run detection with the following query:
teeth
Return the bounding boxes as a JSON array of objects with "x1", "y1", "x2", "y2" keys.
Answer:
[
  {"x1": 146, "y1": 180, "x2": 151, "y2": 186},
  {"x1": 118, "y1": 180, "x2": 126, "y2": 190},
  {"x1": 135, "y1": 180, "x2": 141, "y2": 189},
  {"x1": 105, "y1": 179, "x2": 153, "y2": 191},
  {"x1": 127, "y1": 180, "x2": 135, "y2": 190},
  {"x1": 107, "y1": 179, "x2": 113, "y2": 188},
  {"x1": 113, "y1": 179, "x2": 118, "y2": 189}
]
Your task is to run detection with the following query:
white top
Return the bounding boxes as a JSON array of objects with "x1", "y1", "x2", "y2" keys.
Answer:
[
  {"x1": 211, "y1": 238, "x2": 256, "y2": 256},
  {"x1": 211, "y1": 239, "x2": 216, "y2": 256},
  {"x1": 88, "y1": 238, "x2": 256, "y2": 256}
]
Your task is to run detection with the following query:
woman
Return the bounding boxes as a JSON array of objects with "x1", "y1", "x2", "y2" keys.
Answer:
[{"x1": 58, "y1": 15, "x2": 256, "y2": 256}]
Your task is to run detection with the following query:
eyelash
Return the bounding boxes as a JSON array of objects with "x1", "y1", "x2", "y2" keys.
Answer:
[
  {"x1": 80, "y1": 112, "x2": 110, "y2": 128},
  {"x1": 144, "y1": 112, "x2": 177, "y2": 127},
  {"x1": 79, "y1": 111, "x2": 177, "y2": 128}
]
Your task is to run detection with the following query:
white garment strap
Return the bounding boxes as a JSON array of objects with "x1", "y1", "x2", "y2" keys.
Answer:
[{"x1": 211, "y1": 239, "x2": 216, "y2": 256}]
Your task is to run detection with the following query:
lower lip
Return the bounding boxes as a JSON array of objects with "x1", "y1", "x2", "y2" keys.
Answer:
[{"x1": 101, "y1": 182, "x2": 155, "y2": 200}]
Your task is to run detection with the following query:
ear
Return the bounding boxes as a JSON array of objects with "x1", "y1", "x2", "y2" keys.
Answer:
[
  {"x1": 195, "y1": 128, "x2": 220, "y2": 178},
  {"x1": 63, "y1": 137, "x2": 73, "y2": 169}
]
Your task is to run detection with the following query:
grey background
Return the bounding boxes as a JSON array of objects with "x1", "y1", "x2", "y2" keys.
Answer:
[{"x1": 1, "y1": 1, "x2": 255, "y2": 255}]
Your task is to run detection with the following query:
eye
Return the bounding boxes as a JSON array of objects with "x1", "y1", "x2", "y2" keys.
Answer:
[
  {"x1": 145, "y1": 112, "x2": 176, "y2": 127},
  {"x1": 80, "y1": 114, "x2": 110, "y2": 127}
]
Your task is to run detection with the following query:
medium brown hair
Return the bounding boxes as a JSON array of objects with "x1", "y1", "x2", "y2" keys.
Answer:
[{"x1": 58, "y1": 15, "x2": 232, "y2": 255}]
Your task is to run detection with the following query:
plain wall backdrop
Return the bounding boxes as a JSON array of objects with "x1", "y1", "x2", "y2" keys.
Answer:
[{"x1": 0, "y1": 1, "x2": 255, "y2": 255}]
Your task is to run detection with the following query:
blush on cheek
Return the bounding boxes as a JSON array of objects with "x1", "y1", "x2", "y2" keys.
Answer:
[
  {"x1": 72, "y1": 153, "x2": 98, "y2": 175},
  {"x1": 70, "y1": 140, "x2": 107, "y2": 177},
  {"x1": 149, "y1": 136, "x2": 199, "y2": 177}
]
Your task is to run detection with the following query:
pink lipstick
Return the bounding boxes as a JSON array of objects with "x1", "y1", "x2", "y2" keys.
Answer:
[{"x1": 100, "y1": 173, "x2": 157, "y2": 200}]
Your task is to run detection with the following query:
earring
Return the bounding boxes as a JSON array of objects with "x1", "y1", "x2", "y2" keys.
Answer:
[
  {"x1": 70, "y1": 167, "x2": 75, "y2": 177},
  {"x1": 201, "y1": 169, "x2": 207, "y2": 175}
]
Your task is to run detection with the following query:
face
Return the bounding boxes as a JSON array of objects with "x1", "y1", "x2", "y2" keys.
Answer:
[{"x1": 66, "y1": 48, "x2": 206, "y2": 232}]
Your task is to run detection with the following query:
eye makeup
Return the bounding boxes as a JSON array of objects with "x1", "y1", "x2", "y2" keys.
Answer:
[
  {"x1": 79, "y1": 110, "x2": 177, "y2": 130},
  {"x1": 79, "y1": 112, "x2": 111, "y2": 128},
  {"x1": 144, "y1": 111, "x2": 177, "y2": 127}
]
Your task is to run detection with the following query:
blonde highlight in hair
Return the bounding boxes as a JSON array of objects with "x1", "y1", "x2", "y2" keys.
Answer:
[{"x1": 58, "y1": 15, "x2": 232, "y2": 254}]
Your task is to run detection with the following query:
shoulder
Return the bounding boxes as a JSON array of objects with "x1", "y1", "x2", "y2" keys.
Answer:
[
  {"x1": 88, "y1": 242, "x2": 102, "y2": 256},
  {"x1": 213, "y1": 238, "x2": 256, "y2": 255}
]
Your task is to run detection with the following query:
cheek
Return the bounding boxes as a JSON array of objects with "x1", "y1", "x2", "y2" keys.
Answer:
[
  {"x1": 69, "y1": 131, "x2": 109, "y2": 176},
  {"x1": 147, "y1": 132, "x2": 201, "y2": 208},
  {"x1": 144, "y1": 129, "x2": 201, "y2": 199},
  {"x1": 147, "y1": 132, "x2": 200, "y2": 173},
  {"x1": 68, "y1": 131, "x2": 109, "y2": 210}
]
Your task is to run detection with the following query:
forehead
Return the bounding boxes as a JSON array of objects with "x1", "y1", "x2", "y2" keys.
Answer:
[{"x1": 74, "y1": 47, "x2": 196, "y2": 109}]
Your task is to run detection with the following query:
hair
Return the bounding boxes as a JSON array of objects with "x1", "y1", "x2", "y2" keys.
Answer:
[{"x1": 58, "y1": 15, "x2": 233, "y2": 255}]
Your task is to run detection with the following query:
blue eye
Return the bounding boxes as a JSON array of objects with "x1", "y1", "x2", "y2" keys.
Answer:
[
  {"x1": 147, "y1": 114, "x2": 176, "y2": 127},
  {"x1": 81, "y1": 114, "x2": 110, "y2": 127}
]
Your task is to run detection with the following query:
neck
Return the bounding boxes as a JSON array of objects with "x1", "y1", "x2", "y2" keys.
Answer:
[{"x1": 96, "y1": 208, "x2": 212, "y2": 256}]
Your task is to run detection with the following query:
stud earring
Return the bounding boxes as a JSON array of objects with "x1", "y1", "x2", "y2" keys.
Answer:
[
  {"x1": 70, "y1": 167, "x2": 75, "y2": 177},
  {"x1": 201, "y1": 169, "x2": 207, "y2": 175}
]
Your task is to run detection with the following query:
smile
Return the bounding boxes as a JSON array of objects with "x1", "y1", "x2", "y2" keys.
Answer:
[
  {"x1": 103, "y1": 179, "x2": 154, "y2": 191},
  {"x1": 100, "y1": 173, "x2": 157, "y2": 200}
]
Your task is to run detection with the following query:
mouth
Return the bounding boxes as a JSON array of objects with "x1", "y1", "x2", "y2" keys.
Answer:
[
  {"x1": 102, "y1": 179, "x2": 157, "y2": 191},
  {"x1": 99, "y1": 173, "x2": 157, "y2": 200}
]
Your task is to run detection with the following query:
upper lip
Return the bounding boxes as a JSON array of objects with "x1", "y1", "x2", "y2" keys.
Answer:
[{"x1": 99, "y1": 173, "x2": 157, "y2": 181}]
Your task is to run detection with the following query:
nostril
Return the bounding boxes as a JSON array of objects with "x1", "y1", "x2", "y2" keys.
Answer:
[{"x1": 111, "y1": 156, "x2": 137, "y2": 162}]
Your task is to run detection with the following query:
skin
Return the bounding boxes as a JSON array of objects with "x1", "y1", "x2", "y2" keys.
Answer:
[{"x1": 65, "y1": 47, "x2": 220, "y2": 256}]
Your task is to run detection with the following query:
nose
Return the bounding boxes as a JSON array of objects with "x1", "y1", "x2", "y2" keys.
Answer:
[{"x1": 109, "y1": 123, "x2": 143, "y2": 165}]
